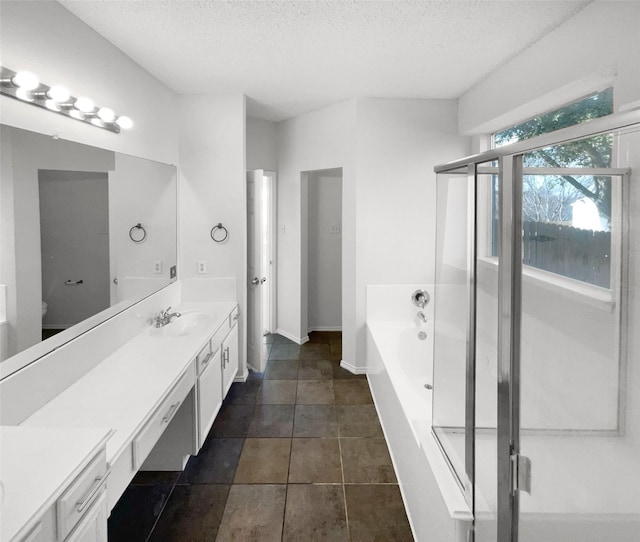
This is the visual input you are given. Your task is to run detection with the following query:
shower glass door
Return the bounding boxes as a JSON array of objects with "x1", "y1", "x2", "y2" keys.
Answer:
[
  {"x1": 517, "y1": 128, "x2": 639, "y2": 541},
  {"x1": 433, "y1": 167, "x2": 473, "y2": 503},
  {"x1": 474, "y1": 164, "x2": 500, "y2": 541}
]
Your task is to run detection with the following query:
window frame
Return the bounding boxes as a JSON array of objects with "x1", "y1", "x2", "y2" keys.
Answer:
[{"x1": 481, "y1": 90, "x2": 622, "y2": 305}]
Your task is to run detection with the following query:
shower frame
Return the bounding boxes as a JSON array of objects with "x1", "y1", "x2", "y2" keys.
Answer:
[{"x1": 433, "y1": 108, "x2": 640, "y2": 541}]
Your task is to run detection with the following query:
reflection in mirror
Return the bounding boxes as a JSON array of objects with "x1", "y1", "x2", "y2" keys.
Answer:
[{"x1": 0, "y1": 124, "x2": 177, "y2": 376}]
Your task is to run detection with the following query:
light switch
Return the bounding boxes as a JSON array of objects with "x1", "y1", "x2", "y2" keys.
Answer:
[
  {"x1": 153, "y1": 260, "x2": 162, "y2": 273},
  {"x1": 197, "y1": 260, "x2": 207, "y2": 274}
]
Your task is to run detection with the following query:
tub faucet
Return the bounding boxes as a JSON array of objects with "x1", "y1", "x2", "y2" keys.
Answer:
[
  {"x1": 417, "y1": 311, "x2": 427, "y2": 323},
  {"x1": 154, "y1": 306, "x2": 182, "y2": 327}
]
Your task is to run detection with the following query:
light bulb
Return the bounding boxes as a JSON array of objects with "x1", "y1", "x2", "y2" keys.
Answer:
[
  {"x1": 97, "y1": 107, "x2": 115, "y2": 122},
  {"x1": 16, "y1": 88, "x2": 34, "y2": 102},
  {"x1": 69, "y1": 109, "x2": 84, "y2": 120},
  {"x1": 116, "y1": 116, "x2": 133, "y2": 129},
  {"x1": 12, "y1": 71, "x2": 39, "y2": 91},
  {"x1": 91, "y1": 118, "x2": 105, "y2": 127},
  {"x1": 45, "y1": 99, "x2": 61, "y2": 111},
  {"x1": 74, "y1": 96, "x2": 95, "y2": 113},
  {"x1": 47, "y1": 85, "x2": 70, "y2": 103}
]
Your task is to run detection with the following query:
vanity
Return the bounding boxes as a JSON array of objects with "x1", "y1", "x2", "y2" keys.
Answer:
[{"x1": 0, "y1": 291, "x2": 241, "y2": 542}]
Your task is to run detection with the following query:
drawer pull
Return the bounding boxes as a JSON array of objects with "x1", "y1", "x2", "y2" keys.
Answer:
[
  {"x1": 223, "y1": 347, "x2": 229, "y2": 368},
  {"x1": 201, "y1": 350, "x2": 214, "y2": 368},
  {"x1": 162, "y1": 401, "x2": 181, "y2": 423},
  {"x1": 76, "y1": 471, "x2": 110, "y2": 514},
  {"x1": 232, "y1": 313, "x2": 239, "y2": 321}
]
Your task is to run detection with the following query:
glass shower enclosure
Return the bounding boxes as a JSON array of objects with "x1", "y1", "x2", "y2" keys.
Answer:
[{"x1": 432, "y1": 110, "x2": 640, "y2": 541}]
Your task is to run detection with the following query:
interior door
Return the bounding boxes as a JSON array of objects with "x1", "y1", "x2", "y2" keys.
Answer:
[
  {"x1": 246, "y1": 170, "x2": 267, "y2": 372},
  {"x1": 39, "y1": 171, "x2": 110, "y2": 329}
]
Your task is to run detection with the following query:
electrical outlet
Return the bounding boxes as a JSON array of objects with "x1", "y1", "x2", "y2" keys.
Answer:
[
  {"x1": 153, "y1": 260, "x2": 162, "y2": 274},
  {"x1": 197, "y1": 260, "x2": 207, "y2": 274},
  {"x1": 329, "y1": 224, "x2": 341, "y2": 234}
]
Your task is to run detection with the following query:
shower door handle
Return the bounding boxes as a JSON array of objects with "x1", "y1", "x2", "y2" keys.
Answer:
[{"x1": 65, "y1": 279, "x2": 84, "y2": 285}]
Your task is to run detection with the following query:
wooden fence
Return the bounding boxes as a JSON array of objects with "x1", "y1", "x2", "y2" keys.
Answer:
[{"x1": 521, "y1": 221, "x2": 610, "y2": 288}]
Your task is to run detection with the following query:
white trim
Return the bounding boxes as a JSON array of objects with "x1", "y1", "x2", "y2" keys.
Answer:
[
  {"x1": 339, "y1": 359, "x2": 366, "y2": 375},
  {"x1": 234, "y1": 367, "x2": 249, "y2": 382},
  {"x1": 307, "y1": 326, "x2": 342, "y2": 332},
  {"x1": 275, "y1": 328, "x2": 309, "y2": 345}
]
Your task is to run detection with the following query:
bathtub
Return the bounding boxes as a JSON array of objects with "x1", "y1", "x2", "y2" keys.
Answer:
[
  {"x1": 366, "y1": 284, "x2": 472, "y2": 542},
  {"x1": 367, "y1": 320, "x2": 432, "y2": 438}
]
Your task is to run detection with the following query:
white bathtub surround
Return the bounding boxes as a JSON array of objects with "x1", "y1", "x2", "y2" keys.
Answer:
[{"x1": 366, "y1": 284, "x2": 472, "y2": 541}]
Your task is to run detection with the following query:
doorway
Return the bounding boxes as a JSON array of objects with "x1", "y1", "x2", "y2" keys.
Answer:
[
  {"x1": 301, "y1": 168, "x2": 343, "y2": 337},
  {"x1": 246, "y1": 170, "x2": 276, "y2": 372},
  {"x1": 38, "y1": 169, "x2": 110, "y2": 336}
]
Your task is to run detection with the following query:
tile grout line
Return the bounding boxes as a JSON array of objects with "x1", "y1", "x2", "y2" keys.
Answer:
[
  {"x1": 336, "y1": 387, "x2": 351, "y2": 540},
  {"x1": 144, "y1": 479, "x2": 178, "y2": 542}
]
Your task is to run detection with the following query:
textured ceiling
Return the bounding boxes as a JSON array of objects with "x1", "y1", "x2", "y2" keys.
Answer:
[{"x1": 58, "y1": 0, "x2": 590, "y2": 121}]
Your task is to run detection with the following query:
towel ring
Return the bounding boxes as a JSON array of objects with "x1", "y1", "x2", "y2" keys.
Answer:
[
  {"x1": 129, "y1": 223, "x2": 147, "y2": 243},
  {"x1": 210, "y1": 223, "x2": 228, "y2": 243}
]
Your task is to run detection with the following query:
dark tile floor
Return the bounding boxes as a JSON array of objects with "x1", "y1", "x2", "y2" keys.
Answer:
[{"x1": 108, "y1": 331, "x2": 413, "y2": 541}]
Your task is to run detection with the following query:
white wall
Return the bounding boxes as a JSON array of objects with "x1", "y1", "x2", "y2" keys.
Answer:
[
  {"x1": 353, "y1": 98, "x2": 469, "y2": 370},
  {"x1": 276, "y1": 100, "x2": 357, "y2": 361},
  {"x1": 277, "y1": 98, "x2": 468, "y2": 369},
  {"x1": 0, "y1": 0, "x2": 178, "y2": 164},
  {"x1": 109, "y1": 153, "x2": 177, "y2": 299},
  {"x1": 246, "y1": 117, "x2": 278, "y2": 171},
  {"x1": 307, "y1": 170, "x2": 342, "y2": 330},
  {"x1": 459, "y1": 1, "x2": 640, "y2": 134},
  {"x1": 178, "y1": 94, "x2": 247, "y2": 372}
]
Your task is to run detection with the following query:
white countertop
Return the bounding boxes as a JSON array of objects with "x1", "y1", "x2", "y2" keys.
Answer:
[
  {"x1": 21, "y1": 302, "x2": 236, "y2": 465},
  {"x1": 0, "y1": 426, "x2": 111, "y2": 542}
]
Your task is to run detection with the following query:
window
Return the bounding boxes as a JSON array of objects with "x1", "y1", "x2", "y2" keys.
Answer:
[{"x1": 490, "y1": 89, "x2": 615, "y2": 288}]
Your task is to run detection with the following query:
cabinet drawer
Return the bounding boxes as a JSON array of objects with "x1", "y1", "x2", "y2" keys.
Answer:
[
  {"x1": 65, "y1": 488, "x2": 108, "y2": 542},
  {"x1": 132, "y1": 370, "x2": 194, "y2": 470},
  {"x1": 195, "y1": 340, "x2": 212, "y2": 375},
  {"x1": 229, "y1": 306, "x2": 239, "y2": 328},
  {"x1": 56, "y1": 450, "x2": 108, "y2": 541}
]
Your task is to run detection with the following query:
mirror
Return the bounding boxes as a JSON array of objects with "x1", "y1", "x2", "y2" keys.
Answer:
[{"x1": 0, "y1": 124, "x2": 177, "y2": 377}]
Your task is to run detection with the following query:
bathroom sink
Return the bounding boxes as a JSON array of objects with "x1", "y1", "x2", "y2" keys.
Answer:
[{"x1": 159, "y1": 312, "x2": 214, "y2": 337}]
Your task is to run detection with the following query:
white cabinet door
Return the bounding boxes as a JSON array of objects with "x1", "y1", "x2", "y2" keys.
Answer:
[
  {"x1": 65, "y1": 489, "x2": 107, "y2": 542},
  {"x1": 197, "y1": 346, "x2": 223, "y2": 448},
  {"x1": 222, "y1": 323, "x2": 239, "y2": 397}
]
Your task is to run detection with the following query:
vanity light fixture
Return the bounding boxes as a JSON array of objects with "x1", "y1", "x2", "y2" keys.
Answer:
[{"x1": 0, "y1": 66, "x2": 132, "y2": 134}]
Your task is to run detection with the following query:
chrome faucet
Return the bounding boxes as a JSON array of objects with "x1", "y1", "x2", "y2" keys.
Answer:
[
  {"x1": 417, "y1": 311, "x2": 428, "y2": 323},
  {"x1": 153, "y1": 306, "x2": 182, "y2": 327}
]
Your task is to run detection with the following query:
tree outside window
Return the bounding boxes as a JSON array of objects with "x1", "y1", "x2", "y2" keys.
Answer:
[{"x1": 491, "y1": 89, "x2": 614, "y2": 287}]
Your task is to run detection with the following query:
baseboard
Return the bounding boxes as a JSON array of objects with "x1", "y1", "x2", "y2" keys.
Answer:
[
  {"x1": 308, "y1": 326, "x2": 342, "y2": 332},
  {"x1": 340, "y1": 359, "x2": 367, "y2": 375},
  {"x1": 234, "y1": 367, "x2": 249, "y2": 382},
  {"x1": 275, "y1": 328, "x2": 309, "y2": 345}
]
